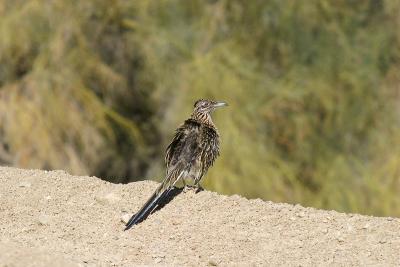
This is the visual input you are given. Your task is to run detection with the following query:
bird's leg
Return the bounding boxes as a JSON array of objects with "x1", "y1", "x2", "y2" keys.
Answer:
[{"x1": 182, "y1": 179, "x2": 193, "y2": 193}]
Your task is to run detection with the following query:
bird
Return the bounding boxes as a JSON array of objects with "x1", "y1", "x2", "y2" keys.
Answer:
[{"x1": 125, "y1": 99, "x2": 227, "y2": 230}]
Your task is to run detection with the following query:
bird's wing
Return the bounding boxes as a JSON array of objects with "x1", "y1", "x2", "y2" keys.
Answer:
[
  {"x1": 165, "y1": 119, "x2": 201, "y2": 171},
  {"x1": 165, "y1": 125, "x2": 185, "y2": 171}
]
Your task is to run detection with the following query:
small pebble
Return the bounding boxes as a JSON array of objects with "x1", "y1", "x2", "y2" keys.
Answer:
[
  {"x1": 37, "y1": 215, "x2": 51, "y2": 226},
  {"x1": 297, "y1": 212, "x2": 305, "y2": 218},
  {"x1": 208, "y1": 260, "x2": 218, "y2": 266},
  {"x1": 121, "y1": 213, "x2": 132, "y2": 224}
]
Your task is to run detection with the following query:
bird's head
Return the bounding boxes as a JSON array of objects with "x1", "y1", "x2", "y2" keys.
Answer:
[
  {"x1": 193, "y1": 99, "x2": 228, "y2": 114},
  {"x1": 191, "y1": 99, "x2": 228, "y2": 125}
]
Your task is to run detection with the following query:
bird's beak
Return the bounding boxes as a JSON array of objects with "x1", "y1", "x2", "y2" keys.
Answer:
[{"x1": 213, "y1": 101, "x2": 228, "y2": 108}]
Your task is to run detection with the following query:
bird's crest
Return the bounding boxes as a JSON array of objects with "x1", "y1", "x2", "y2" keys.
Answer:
[{"x1": 194, "y1": 99, "x2": 207, "y2": 107}]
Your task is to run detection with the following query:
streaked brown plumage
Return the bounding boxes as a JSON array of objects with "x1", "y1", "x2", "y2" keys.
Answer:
[{"x1": 125, "y1": 99, "x2": 227, "y2": 230}]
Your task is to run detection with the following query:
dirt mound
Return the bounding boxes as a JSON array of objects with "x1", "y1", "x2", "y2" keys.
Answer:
[{"x1": 0, "y1": 167, "x2": 399, "y2": 266}]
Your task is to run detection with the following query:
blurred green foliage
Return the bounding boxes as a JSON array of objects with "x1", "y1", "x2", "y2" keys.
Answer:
[{"x1": 1, "y1": 0, "x2": 400, "y2": 216}]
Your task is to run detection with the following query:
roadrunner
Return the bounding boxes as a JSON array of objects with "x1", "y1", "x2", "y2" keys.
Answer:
[{"x1": 125, "y1": 99, "x2": 227, "y2": 230}]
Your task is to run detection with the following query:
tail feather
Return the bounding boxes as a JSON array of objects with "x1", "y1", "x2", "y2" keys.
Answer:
[
  {"x1": 124, "y1": 169, "x2": 184, "y2": 230},
  {"x1": 124, "y1": 186, "x2": 172, "y2": 230}
]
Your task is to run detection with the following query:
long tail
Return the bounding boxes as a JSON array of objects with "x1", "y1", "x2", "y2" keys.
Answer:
[{"x1": 124, "y1": 170, "x2": 183, "y2": 230}]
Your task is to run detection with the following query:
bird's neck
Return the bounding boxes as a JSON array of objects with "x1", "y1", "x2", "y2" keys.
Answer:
[{"x1": 191, "y1": 112, "x2": 214, "y2": 127}]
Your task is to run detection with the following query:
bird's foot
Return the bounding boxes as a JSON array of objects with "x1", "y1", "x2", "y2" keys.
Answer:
[
  {"x1": 182, "y1": 185, "x2": 203, "y2": 193},
  {"x1": 183, "y1": 185, "x2": 194, "y2": 193},
  {"x1": 194, "y1": 186, "x2": 204, "y2": 193}
]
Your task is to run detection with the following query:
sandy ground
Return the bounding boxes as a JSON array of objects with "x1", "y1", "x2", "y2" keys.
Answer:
[{"x1": 0, "y1": 167, "x2": 399, "y2": 266}]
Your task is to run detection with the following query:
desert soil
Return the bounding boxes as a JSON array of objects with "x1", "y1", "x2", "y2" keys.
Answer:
[{"x1": 0, "y1": 167, "x2": 399, "y2": 266}]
